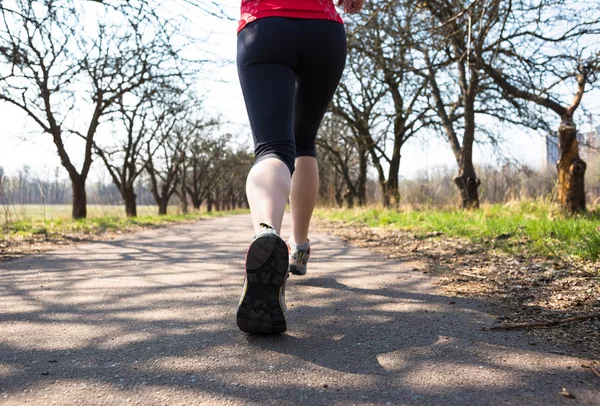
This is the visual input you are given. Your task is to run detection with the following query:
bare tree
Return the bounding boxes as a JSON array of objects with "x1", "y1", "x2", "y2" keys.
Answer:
[
  {"x1": 144, "y1": 101, "x2": 222, "y2": 216},
  {"x1": 0, "y1": 0, "x2": 187, "y2": 218},
  {"x1": 331, "y1": 73, "x2": 384, "y2": 206},
  {"x1": 317, "y1": 114, "x2": 366, "y2": 208},
  {"x1": 403, "y1": 0, "x2": 496, "y2": 209},
  {"x1": 330, "y1": 26, "x2": 390, "y2": 207},
  {"x1": 185, "y1": 137, "x2": 215, "y2": 210},
  {"x1": 218, "y1": 147, "x2": 253, "y2": 211},
  {"x1": 396, "y1": 0, "x2": 547, "y2": 209},
  {"x1": 172, "y1": 116, "x2": 220, "y2": 213},
  {"x1": 332, "y1": 1, "x2": 433, "y2": 208},
  {"x1": 472, "y1": 0, "x2": 600, "y2": 212},
  {"x1": 185, "y1": 134, "x2": 232, "y2": 212},
  {"x1": 359, "y1": 3, "x2": 433, "y2": 208},
  {"x1": 146, "y1": 135, "x2": 185, "y2": 216},
  {"x1": 93, "y1": 85, "x2": 190, "y2": 217}
]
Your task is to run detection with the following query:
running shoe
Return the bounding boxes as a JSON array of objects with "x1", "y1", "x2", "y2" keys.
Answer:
[
  {"x1": 288, "y1": 239, "x2": 310, "y2": 276},
  {"x1": 236, "y1": 223, "x2": 289, "y2": 334}
]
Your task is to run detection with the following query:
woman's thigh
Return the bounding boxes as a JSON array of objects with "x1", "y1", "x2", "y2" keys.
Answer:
[
  {"x1": 294, "y1": 20, "x2": 347, "y2": 157},
  {"x1": 237, "y1": 18, "x2": 301, "y2": 173}
]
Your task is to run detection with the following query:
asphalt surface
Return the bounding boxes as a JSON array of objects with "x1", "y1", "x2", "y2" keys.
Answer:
[{"x1": 1, "y1": 214, "x2": 598, "y2": 405}]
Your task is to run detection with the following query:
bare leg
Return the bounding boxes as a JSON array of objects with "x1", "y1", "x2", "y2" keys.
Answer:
[
  {"x1": 288, "y1": 156, "x2": 319, "y2": 246},
  {"x1": 246, "y1": 157, "x2": 291, "y2": 235}
]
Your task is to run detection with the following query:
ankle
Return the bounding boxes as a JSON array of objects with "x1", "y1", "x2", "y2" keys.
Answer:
[
  {"x1": 288, "y1": 238, "x2": 309, "y2": 250},
  {"x1": 254, "y1": 223, "x2": 280, "y2": 239}
]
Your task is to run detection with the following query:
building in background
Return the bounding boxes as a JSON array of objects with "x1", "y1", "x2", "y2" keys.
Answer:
[
  {"x1": 579, "y1": 125, "x2": 600, "y2": 162},
  {"x1": 544, "y1": 126, "x2": 600, "y2": 170}
]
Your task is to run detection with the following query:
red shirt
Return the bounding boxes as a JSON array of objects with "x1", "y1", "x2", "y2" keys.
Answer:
[{"x1": 239, "y1": 0, "x2": 344, "y2": 33}]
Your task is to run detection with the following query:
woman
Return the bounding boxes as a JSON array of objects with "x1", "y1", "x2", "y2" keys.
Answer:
[{"x1": 236, "y1": 0, "x2": 365, "y2": 334}]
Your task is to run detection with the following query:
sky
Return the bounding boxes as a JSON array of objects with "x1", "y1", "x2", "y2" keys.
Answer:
[{"x1": 0, "y1": 0, "x2": 594, "y2": 182}]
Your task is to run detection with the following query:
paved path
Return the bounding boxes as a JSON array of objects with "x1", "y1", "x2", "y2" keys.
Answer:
[{"x1": 1, "y1": 214, "x2": 598, "y2": 405}]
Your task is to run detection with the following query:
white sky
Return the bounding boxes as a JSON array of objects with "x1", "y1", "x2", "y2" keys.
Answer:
[{"x1": 0, "y1": 1, "x2": 595, "y2": 182}]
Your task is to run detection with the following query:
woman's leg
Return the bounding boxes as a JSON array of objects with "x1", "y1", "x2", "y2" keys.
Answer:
[
  {"x1": 237, "y1": 18, "x2": 299, "y2": 235},
  {"x1": 236, "y1": 18, "x2": 300, "y2": 334},
  {"x1": 289, "y1": 20, "x2": 347, "y2": 246},
  {"x1": 288, "y1": 156, "x2": 319, "y2": 245},
  {"x1": 246, "y1": 158, "x2": 291, "y2": 235}
]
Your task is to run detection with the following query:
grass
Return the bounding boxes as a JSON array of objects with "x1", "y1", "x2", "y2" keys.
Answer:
[
  {"x1": 2, "y1": 204, "x2": 162, "y2": 222},
  {"x1": 1, "y1": 204, "x2": 249, "y2": 241},
  {"x1": 314, "y1": 201, "x2": 600, "y2": 261},
  {"x1": 4, "y1": 202, "x2": 600, "y2": 262}
]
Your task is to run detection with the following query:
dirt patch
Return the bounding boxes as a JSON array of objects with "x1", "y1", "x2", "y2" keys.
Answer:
[
  {"x1": 0, "y1": 225, "x2": 155, "y2": 262},
  {"x1": 312, "y1": 217, "x2": 600, "y2": 360}
]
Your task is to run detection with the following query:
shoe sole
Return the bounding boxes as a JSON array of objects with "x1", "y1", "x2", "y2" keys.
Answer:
[
  {"x1": 289, "y1": 265, "x2": 306, "y2": 276},
  {"x1": 237, "y1": 233, "x2": 288, "y2": 334}
]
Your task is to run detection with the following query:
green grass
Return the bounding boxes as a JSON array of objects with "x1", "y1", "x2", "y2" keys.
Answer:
[
  {"x1": 314, "y1": 201, "x2": 600, "y2": 261},
  {"x1": 1, "y1": 205, "x2": 249, "y2": 241}
]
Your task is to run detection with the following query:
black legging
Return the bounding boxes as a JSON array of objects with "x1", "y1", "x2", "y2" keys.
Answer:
[{"x1": 237, "y1": 17, "x2": 347, "y2": 175}]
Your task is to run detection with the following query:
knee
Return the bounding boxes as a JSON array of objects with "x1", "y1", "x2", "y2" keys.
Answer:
[
  {"x1": 295, "y1": 143, "x2": 317, "y2": 159},
  {"x1": 254, "y1": 142, "x2": 296, "y2": 176}
]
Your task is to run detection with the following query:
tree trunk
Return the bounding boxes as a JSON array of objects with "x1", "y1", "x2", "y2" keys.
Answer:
[
  {"x1": 455, "y1": 67, "x2": 481, "y2": 210},
  {"x1": 124, "y1": 187, "x2": 137, "y2": 217},
  {"x1": 387, "y1": 138, "x2": 401, "y2": 210},
  {"x1": 215, "y1": 197, "x2": 221, "y2": 211},
  {"x1": 180, "y1": 195, "x2": 188, "y2": 214},
  {"x1": 454, "y1": 164, "x2": 480, "y2": 209},
  {"x1": 381, "y1": 182, "x2": 391, "y2": 208},
  {"x1": 158, "y1": 200, "x2": 168, "y2": 215},
  {"x1": 191, "y1": 198, "x2": 202, "y2": 210},
  {"x1": 207, "y1": 196, "x2": 213, "y2": 213},
  {"x1": 357, "y1": 148, "x2": 367, "y2": 206},
  {"x1": 215, "y1": 188, "x2": 221, "y2": 211},
  {"x1": 381, "y1": 180, "x2": 401, "y2": 209},
  {"x1": 334, "y1": 181, "x2": 344, "y2": 208},
  {"x1": 180, "y1": 160, "x2": 188, "y2": 214},
  {"x1": 71, "y1": 177, "x2": 87, "y2": 219},
  {"x1": 557, "y1": 120, "x2": 587, "y2": 213},
  {"x1": 385, "y1": 177, "x2": 400, "y2": 209},
  {"x1": 344, "y1": 189, "x2": 355, "y2": 208}
]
